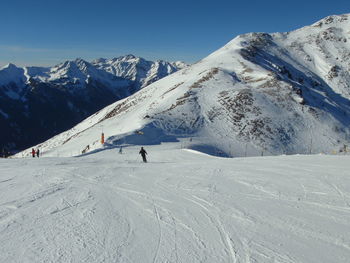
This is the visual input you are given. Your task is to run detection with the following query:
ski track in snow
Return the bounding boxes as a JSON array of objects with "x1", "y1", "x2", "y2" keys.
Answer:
[{"x1": 1, "y1": 146, "x2": 350, "y2": 262}]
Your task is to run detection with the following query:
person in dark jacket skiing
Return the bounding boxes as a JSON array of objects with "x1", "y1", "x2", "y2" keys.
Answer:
[
  {"x1": 31, "y1": 148, "x2": 36, "y2": 158},
  {"x1": 139, "y1": 147, "x2": 147, "y2": 163},
  {"x1": 36, "y1": 149, "x2": 40, "y2": 158}
]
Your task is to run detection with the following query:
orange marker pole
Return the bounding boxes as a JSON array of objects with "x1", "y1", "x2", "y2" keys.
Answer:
[{"x1": 101, "y1": 132, "x2": 105, "y2": 144}]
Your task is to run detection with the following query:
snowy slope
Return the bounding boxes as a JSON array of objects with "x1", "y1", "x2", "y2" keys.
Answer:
[
  {"x1": 2, "y1": 145, "x2": 350, "y2": 262},
  {"x1": 24, "y1": 13, "x2": 350, "y2": 158}
]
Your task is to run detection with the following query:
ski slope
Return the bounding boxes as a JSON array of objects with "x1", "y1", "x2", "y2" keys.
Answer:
[{"x1": 1, "y1": 144, "x2": 350, "y2": 262}]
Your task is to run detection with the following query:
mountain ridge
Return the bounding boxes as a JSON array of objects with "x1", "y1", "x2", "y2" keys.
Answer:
[
  {"x1": 20, "y1": 13, "x2": 350, "y2": 158},
  {"x1": 0, "y1": 55, "x2": 187, "y2": 154}
]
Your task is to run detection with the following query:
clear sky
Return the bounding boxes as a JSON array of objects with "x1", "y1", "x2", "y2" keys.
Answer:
[{"x1": 1, "y1": 0, "x2": 349, "y2": 67}]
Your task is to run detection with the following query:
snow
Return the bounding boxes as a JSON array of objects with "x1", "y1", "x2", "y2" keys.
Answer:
[
  {"x1": 93, "y1": 55, "x2": 188, "y2": 90},
  {"x1": 2, "y1": 144, "x2": 350, "y2": 262},
  {"x1": 0, "y1": 63, "x2": 26, "y2": 86},
  {"x1": 0, "y1": 56, "x2": 186, "y2": 103}
]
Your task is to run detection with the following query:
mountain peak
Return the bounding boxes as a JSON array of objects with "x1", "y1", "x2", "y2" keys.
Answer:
[
  {"x1": 92, "y1": 58, "x2": 107, "y2": 64},
  {"x1": 0, "y1": 63, "x2": 26, "y2": 89},
  {"x1": 312, "y1": 13, "x2": 349, "y2": 27},
  {"x1": 74, "y1": 57, "x2": 89, "y2": 64},
  {"x1": 122, "y1": 54, "x2": 137, "y2": 60},
  {"x1": 2, "y1": 63, "x2": 19, "y2": 70}
]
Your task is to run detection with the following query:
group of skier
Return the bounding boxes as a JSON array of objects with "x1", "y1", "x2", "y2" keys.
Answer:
[
  {"x1": 28, "y1": 146, "x2": 147, "y2": 161},
  {"x1": 31, "y1": 148, "x2": 40, "y2": 158}
]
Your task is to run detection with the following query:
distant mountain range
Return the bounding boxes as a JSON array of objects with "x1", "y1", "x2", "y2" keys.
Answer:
[
  {"x1": 0, "y1": 55, "x2": 187, "y2": 153},
  {"x1": 21, "y1": 13, "x2": 350, "y2": 158}
]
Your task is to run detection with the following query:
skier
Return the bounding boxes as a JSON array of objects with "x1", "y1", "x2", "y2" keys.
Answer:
[
  {"x1": 139, "y1": 147, "x2": 147, "y2": 163},
  {"x1": 31, "y1": 148, "x2": 36, "y2": 158},
  {"x1": 119, "y1": 146, "x2": 123, "y2": 154},
  {"x1": 36, "y1": 149, "x2": 40, "y2": 158}
]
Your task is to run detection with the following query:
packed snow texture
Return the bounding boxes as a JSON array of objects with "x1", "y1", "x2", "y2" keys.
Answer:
[{"x1": 2, "y1": 144, "x2": 350, "y2": 262}]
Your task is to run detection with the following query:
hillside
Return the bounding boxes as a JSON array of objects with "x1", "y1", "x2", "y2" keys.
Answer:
[
  {"x1": 24, "y1": 14, "x2": 350, "y2": 158},
  {"x1": 0, "y1": 55, "x2": 187, "y2": 153}
]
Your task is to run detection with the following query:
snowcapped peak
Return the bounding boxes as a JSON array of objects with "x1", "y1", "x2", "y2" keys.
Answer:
[
  {"x1": 47, "y1": 59, "x2": 94, "y2": 86},
  {"x1": 74, "y1": 57, "x2": 88, "y2": 64},
  {"x1": 0, "y1": 55, "x2": 185, "y2": 94},
  {"x1": 91, "y1": 55, "x2": 186, "y2": 89},
  {"x1": 109, "y1": 54, "x2": 139, "y2": 63},
  {"x1": 171, "y1": 61, "x2": 188, "y2": 68},
  {"x1": 51, "y1": 58, "x2": 93, "y2": 75},
  {"x1": 121, "y1": 54, "x2": 137, "y2": 60},
  {"x1": 74, "y1": 58, "x2": 92, "y2": 72},
  {"x1": 211, "y1": 34, "x2": 252, "y2": 53},
  {"x1": 56, "y1": 58, "x2": 90, "y2": 70},
  {"x1": 91, "y1": 58, "x2": 107, "y2": 64},
  {"x1": 0, "y1": 63, "x2": 26, "y2": 86},
  {"x1": 1, "y1": 63, "x2": 20, "y2": 70},
  {"x1": 311, "y1": 13, "x2": 349, "y2": 28}
]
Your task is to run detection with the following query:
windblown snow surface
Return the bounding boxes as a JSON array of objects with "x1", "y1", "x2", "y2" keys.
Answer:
[{"x1": 1, "y1": 144, "x2": 350, "y2": 262}]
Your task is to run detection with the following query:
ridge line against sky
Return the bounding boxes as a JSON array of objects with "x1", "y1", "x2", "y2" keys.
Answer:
[{"x1": 1, "y1": 0, "x2": 349, "y2": 67}]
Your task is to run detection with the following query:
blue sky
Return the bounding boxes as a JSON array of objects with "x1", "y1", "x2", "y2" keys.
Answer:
[{"x1": 1, "y1": 0, "x2": 349, "y2": 66}]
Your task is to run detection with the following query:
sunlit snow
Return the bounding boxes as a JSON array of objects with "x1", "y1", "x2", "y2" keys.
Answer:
[{"x1": 1, "y1": 144, "x2": 350, "y2": 262}]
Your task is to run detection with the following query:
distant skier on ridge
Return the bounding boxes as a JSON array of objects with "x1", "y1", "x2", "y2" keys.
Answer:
[
  {"x1": 31, "y1": 148, "x2": 36, "y2": 158},
  {"x1": 139, "y1": 147, "x2": 147, "y2": 163}
]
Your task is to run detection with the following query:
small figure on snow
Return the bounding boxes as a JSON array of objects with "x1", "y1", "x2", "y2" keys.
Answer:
[
  {"x1": 139, "y1": 147, "x2": 147, "y2": 163},
  {"x1": 36, "y1": 149, "x2": 40, "y2": 158},
  {"x1": 119, "y1": 146, "x2": 123, "y2": 154},
  {"x1": 82, "y1": 145, "x2": 90, "y2": 154},
  {"x1": 31, "y1": 148, "x2": 36, "y2": 158}
]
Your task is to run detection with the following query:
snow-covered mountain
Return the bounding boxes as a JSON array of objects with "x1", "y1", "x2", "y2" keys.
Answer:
[
  {"x1": 93, "y1": 54, "x2": 188, "y2": 91},
  {"x1": 22, "y1": 13, "x2": 350, "y2": 158},
  {"x1": 0, "y1": 56, "x2": 187, "y2": 153}
]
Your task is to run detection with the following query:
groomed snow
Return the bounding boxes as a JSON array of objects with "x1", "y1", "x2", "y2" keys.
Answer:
[{"x1": 1, "y1": 144, "x2": 350, "y2": 262}]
